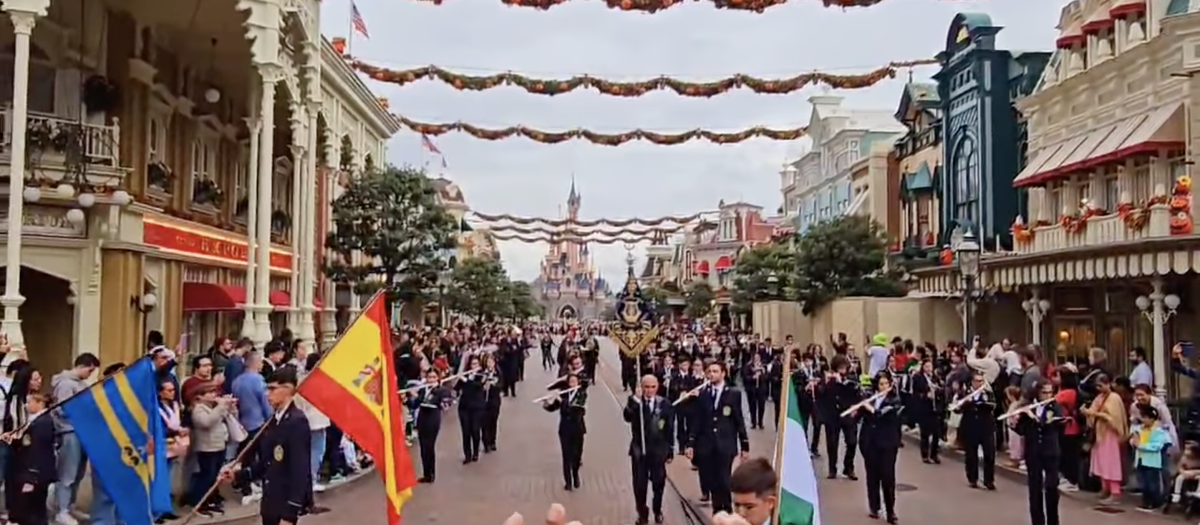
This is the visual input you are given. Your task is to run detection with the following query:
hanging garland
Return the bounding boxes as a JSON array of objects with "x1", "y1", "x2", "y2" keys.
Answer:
[
  {"x1": 472, "y1": 212, "x2": 705, "y2": 227},
  {"x1": 397, "y1": 115, "x2": 805, "y2": 145},
  {"x1": 482, "y1": 223, "x2": 688, "y2": 235},
  {"x1": 412, "y1": 0, "x2": 887, "y2": 13},
  {"x1": 491, "y1": 232, "x2": 668, "y2": 244},
  {"x1": 350, "y1": 59, "x2": 937, "y2": 97}
]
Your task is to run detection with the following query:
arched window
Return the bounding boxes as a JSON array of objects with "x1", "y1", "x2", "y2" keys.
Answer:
[
  {"x1": 953, "y1": 136, "x2": 980, "y2": 226},
  {"x1": 0, "y1": 43, "x2": 56, "y2": 114}
]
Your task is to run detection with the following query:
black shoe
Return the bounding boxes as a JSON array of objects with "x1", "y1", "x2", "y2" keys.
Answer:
[
  {"x1": 700, "y1": 494, "x2": 711, "y2": 503},
  {"x1": 827, "y1": 473, "x2": 838, "y2": 480},
  {"x1": 564, "y1": 483, "x2": 573, "y2": 491},
  {"x1": 844, "y1": 472, "x2": 858, "y2": 481},
  {"x1": 574, "y1": 479, "x2": 581, "y2": 489},
  {"x1": 868, "y1": 511, "x2": 880, "y2": 520},
  {"x1": 635, "y1": 516, "x2": 648, "y2": 525},
  {"x1": 932, "y1": 457, "x2": 941, "y2": 464},
  {"x1": 654, "y1": 512, "x2": 664, "y2": 524},
  {"x1": 309, "y1": 506, "x2": 331, "y2": 515},
  {"x1": 984, "y1": 483, "x2": 996, "y2": 491},
  {"x1": 887, "y1": 514, "x2": 898, "y2": 524},
  {"x1": 418, "y1": 477, "x2": 432, "y2": 483},
  {"x1": 160, "y1": 513, "x2": 180, "y2": 521},
  {"x1": 922, "y1": 458, "x2": 931, "y2": 464},
  {"x1": 968, "y1": 482, "x2": 978, "y2": 489},
  {"x1": 463, "y1": 458, "x2": 472, "y2": 464}
]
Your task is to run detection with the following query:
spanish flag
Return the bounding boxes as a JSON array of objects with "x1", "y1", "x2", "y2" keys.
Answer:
[{"x1": 299, "y1": 292, "x2": 416, "y2": 524}]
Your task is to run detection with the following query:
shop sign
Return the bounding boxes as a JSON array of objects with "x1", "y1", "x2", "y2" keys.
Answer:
[
  {"x1": 0, "y1": 205, "x2": 86, "y2": 238},
  {"x1": 144, "y1": 220, "x2": 292, "y2": 270}
]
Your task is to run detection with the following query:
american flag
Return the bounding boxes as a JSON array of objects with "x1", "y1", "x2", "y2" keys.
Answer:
[
  {"x1": 351, "y1": 3, "x2": 369, "y2": 38},
  {"x1": 421, "y1": 134, "x2": 448, "y2": 168}
]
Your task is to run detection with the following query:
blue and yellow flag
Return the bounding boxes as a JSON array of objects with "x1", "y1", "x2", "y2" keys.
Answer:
[{"x1": 60, "y1": 357, "x2": 172, "y2": 525}]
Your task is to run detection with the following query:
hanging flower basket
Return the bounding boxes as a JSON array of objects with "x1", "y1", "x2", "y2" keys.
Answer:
[{"x1": 82, "y1": 75, "x2": 121, "y2": 113}]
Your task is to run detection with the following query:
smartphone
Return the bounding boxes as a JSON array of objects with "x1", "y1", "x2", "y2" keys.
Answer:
[{"x1": 1183, "y1": 341, "x2": 1196, "y2": 358}]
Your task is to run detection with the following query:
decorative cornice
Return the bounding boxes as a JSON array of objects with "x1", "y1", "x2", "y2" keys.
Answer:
[{"x1": 319, "y1": 38, "x2": 401, "y2": 138}]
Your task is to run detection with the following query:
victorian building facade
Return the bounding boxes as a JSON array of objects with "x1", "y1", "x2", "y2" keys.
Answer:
[
  {"x1": 780, "y1": 94, "x2": 905, "y2": 232},
  {"x1": 0, "y1": 0, "x2": 399, "y2": 371},
  {"x1": 965, "y1": 0, "x2": 1200, "y2": 393},
  {"x1": 893, "y1": 82, "x2": 944, "y2": 259}
]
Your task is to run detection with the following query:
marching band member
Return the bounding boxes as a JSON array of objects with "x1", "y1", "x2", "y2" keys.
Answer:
[
  {"x1": 953, "y1": 370, "x2": 998, "y2": 489},
  {"x1": 481, "y1": 355, "x2": 503, "y2": 453},
  {"x1": 415, "y1": 368, "x2": 453, "y2": 483},
  {"x1": 455, "y1": 355, "x2": 486, "y2": 464},
  {"x1": 817, "y1": 355, "x2": 861, "y2": 480},
  {"x1": 684, "y1": 361, "x2": 750, "y2": 513},
  {"x1": 625, "y1": 374, "x2": 674, "y2": 525},
  {"x1": 793, "y1": 353, "x2": 822, "y2": 456},
  {"x1": 1015, "y1": 379, "x2": 1064, "y2": 525},
  {"x1": 542, "y1": 373, "x2": 588, "y2": 491},
  {"x1": 742, "y1": 353, "x2": 768, "y2": 430},
  {"x1": 856, "y1": 372, "x2": 902, "y2": 524},
  {"x1": 657, "y1": 354, "x2": 682, "y2": 419},
  {"x1": 767, "y1": 351, "x2": 784, "y2": 429},
  {"x1": 910, "y1": 360, "x2": 944, "y2": 464},
  {"x1": 554, "y1": 354, "x2": 589, "y2": 389},
  {"x1": 676, "y1": 359, "x2": 703, "y2": 460}
]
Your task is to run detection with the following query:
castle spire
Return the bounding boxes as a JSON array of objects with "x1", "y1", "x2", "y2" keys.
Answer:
[{"x1": 567, "y1": 175, "x2": 581, "y2": 209}]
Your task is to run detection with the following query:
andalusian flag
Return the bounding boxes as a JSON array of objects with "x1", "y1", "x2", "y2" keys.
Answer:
[
  {"x1": 299, "y1": 292, "x2": 416, "y2": 524},
  {"x1": 776, "y1": 378, "x2": 821, "y2": 525}
]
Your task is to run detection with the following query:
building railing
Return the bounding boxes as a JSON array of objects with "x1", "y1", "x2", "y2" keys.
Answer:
[
  {"x1": 1014, "y1": 205, "x2": 1172, "y2": 254},
  {"x1": 0, "y1": 106, "x2": 123, "y2": 171}
]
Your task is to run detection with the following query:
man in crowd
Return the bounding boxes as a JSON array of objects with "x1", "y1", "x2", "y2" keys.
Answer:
[{"x1": 51, "y1": 353, "x2": 100, "y2": 525}]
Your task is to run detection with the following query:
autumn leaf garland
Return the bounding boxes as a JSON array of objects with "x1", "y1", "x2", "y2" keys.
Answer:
[
  {"x1": 414, "y1": 0, "x2": 888, "y2": 13},
  {"x1": 396, "y1": 115, "x2": 807, "y2": 145},
  {"x1": 351, "y1": 59, "x2": 938, "y2": 97}
]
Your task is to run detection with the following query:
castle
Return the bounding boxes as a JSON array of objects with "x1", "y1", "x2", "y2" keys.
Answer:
[{"x1": 531, "y1": 182, "x2": 612, "y2": 320}]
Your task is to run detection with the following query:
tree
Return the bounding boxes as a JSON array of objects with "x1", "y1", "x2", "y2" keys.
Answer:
[
  {"x1": 507, "y1": 280, "x2": 543, "y2": 320},
  {"x1": 325, "y1": 165, "x2": 458, "y2": 314},
  {"x1": 791, "y1": 215, "x2": 906, "y2": 315},
  {"x1": 443, "y1": 257, "x2": 511, "y2": 321},
  {"x1": 730, "y1": 242, "x2": 796, "y2": 313},
  {"x1": 684, "y1": 281, "x2": 716, "y2": 319},
  {"x1": 641, "y1": 286, "x2": 670, "y2": 317}
]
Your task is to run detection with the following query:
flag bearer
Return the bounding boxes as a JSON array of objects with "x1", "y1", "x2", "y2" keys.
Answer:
[
  {"x1": 624, "y1": 374, "x2": 674, "y2": 525},
  {"x1": 10, "y1": 393, "x2": 53, "y2": 525},
  {"x1": 224, "y1": 368, "x2": 312, "y2": 525}
]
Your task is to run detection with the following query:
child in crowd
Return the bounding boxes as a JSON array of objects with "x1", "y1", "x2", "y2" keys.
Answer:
[
  {"x1": 1130, "y1": 403, "x2": 1173, "y2": 512},
  {"x1": 1003, "y1": 386, "x2": 1024, "y2": 469},
  {"x1": 1167, "y1": 442, "x2": 1200, "y2": 513}
]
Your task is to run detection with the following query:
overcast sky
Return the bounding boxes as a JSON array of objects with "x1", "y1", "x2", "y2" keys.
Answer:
[{"x1": 321, "y1": 0, "x2": 1067, "y2": 284}]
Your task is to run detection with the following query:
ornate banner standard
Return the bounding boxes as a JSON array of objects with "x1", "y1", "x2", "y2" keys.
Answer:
[{"x1": 612, "y1": 255, "x2": 659, "y2": 358}]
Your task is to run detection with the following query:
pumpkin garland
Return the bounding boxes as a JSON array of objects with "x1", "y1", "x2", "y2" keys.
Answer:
[
  {"x1": 1060, "y1": 205, "x2": 1105, "y2": 235},
  {"x1": 490, "y1": 231, "x2": 670, "y2": 243},
  {"x1": 472, "y1": 212, "x2": 704, "y2": 227},
  {"x1": 1170, "y1": 175, "x2": 1194, "y2": 236},
  {"x1": 412, "y1": 0, "x2": 888, "y2": 12},
  {"x1": 395, "y1": 114, "x2": 807, "y2": 145},
  {"x1": 350, "y1": 59, "x2": 937, "y2": 97}
]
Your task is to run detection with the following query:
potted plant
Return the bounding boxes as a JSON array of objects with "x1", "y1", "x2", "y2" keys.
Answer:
[
  {"x1": 26, "y1": 121, "x2": 69, "y2": 152},
  {"x1": 83, "y1": 75, "x2": 121, "y2": 113}
]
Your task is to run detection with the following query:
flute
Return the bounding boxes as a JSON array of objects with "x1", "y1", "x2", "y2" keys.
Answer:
[
  {"x1": 997, "y1": 397, "x2": 1054, "y2": 421},
  {"x1": 840, "y1": 389, "x2": 889, "y2": 418},
  {"x1": 672, "y1": 379, "x2": 711, "y2": 406},
  {"x1": 532, "y1": 385, "x2": 582, "y2": 403},
  {"x1": 400, "y1": 370, "x2": 472, "y2": 395},
  {"x1": 948, "y1": 384, "x2": 989, "y2": 412}
]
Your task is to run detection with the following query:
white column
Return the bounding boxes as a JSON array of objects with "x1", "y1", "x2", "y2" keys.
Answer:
[
  {"x1": 252, "y1": 67, "x2": 280, "y2": 346},
  {"x1": 299, "y1": 102, "x2": 318, "y2": 341},
  {"x1": 0, "y1": 10, "x2": 41, "y2": 349},
  {"x1": 241, "y1": 113, "x2": 261, "y2": 340},
  {"x1": 1150, "y1": 277, "x2": 1169, "y2": 398},
  {"x1": 286, "y1": 134, "x2": 305, "y2": 334}
]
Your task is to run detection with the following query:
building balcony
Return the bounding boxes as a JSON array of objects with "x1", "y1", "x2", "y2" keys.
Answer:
[
  {"x1": 1013, "y1": 204, "x2": 1172, "y2": 255},
  {"x1": 0, "y1": 107, "x2": 128, "y2": 187}
]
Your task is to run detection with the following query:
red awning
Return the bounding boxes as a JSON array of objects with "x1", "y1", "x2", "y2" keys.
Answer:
[
  {"x1": 1110, "y1": 0, "x2": 1146, "y2": 17},
  {"x1": 182, "y1": 283, "x2": 306, "y2": 312},
  {"x1": 1056, "y1": 34, "x2": 1085, "y2": 49},
  {"x1": 696, "y1": 260, "x2": 711, "y2": 274},
  {"x1": 1081, "y1": 18, "x2": 1114, "y2": 34},
  {"x1": 714, "y1": 255, "x2": 733, "y2": 272}
]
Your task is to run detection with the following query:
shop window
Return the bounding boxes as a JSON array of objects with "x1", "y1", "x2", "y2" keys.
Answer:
[
  {"x1": 953, "y1": 136, "x2": 980, "y2": 225},
  {"x1": 1052, "y1": 318, "x2": 1096, "y2": 364}
]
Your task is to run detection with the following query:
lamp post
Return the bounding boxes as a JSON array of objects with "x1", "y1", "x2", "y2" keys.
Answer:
[
  {"x1": 767, "y1": 273, "x2": 780, "y2": 298},
  {"x1": 1136, "y1": 278, "x2": 1179, "y2": 398},
  {"x1": 1020, "y1": 294, "x2": 1051, "y2": 345},
  {"x1": 955, "y1": 231, "x2": 981, "y2": 343},
  {"x1": 131, "y1": 292, "x2": 158, "y2": 344}
]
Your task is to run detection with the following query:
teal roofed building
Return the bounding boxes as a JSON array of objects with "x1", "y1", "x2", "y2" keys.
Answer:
[{"x1": 892, "y1": 80, "x2": 944, "y2": 261}]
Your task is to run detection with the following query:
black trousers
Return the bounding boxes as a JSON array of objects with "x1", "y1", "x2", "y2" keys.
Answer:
[
  {"x1": 801, "y1": 410, "x2": 821, "y2": 451},
  {"x1": 418, "y1": 423, "x2": 440, "y2": 480},
  {"x1": 697, "y1": 451, "x2": 735, "y2": 513},
  {"x1": 770, "y1": 392, "x2": 782, "y2": 429},
  {"x1": 675, "y1": 410, "x2": 691, "y2": 451},
  {"x1": 459, "y1": 408, "x2": 483, "y2": 459},
  {"x1": 962, "y1": 424, "x2": 996, "y2": 485},
  {"x1": 1026, "y1": 452, "x2": 1061, "y2": 525},
  {"x1": 483, "y1": 404, "x2": 501, "y2": 448},
  {"x1": 542, "y1": 350, "x2": 555, "y2": 369},
  {"x1": 824, "y1": 418, "x2": 858, "y2": 475},
  {"x1": 559, "y1": 430, "x2": 584, "y2": 486},
  {"x1": 324, "y1": 425, "x2": 350, "y2": 476},
  {"x1": 631, "y1": 454, "x2": 667, "y2": 518},
  {"x1": 237, "y1": 425, "x2": 264, "y2": 494},
  {"x1": 11, "y1": 482, "x2": 49, "y2": 525},
  {"x1": 1058, "y1": 434, "x2": 1081, "y2": 486},
  {"x1": 502, "y1": 371, "x2": 518, "y2": 397},
  {"x1": 747, "y1": 389, "x2": 767, "y2": 428},
  {"x1": 917, "y1": 414, "x2": 942, "y2": 460},
  {"x1": 861, "y1": 446, "x2": 898, "y2": 515}
]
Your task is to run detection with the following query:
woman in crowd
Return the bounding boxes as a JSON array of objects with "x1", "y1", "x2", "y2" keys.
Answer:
[
  {"x1": 482, "y1": 353, "x2": 503, "y2": 453},
  {"x1": 187, "y1": 381, "x2": 234, "y2": 516},
  {"x1": 158, "y1": 378, "x2": 186, "y2": 521},
  {"x1": 1017, "y1": 378, "x2": 1064, "y2": 525},
  {"x1": 1052, "y1": 365, "x2": 1082, "y2": 493},
  {"x1": 543, "y1": 372, "x2": 587, "y2": 491},
  {"x1": 1082, "y1": 374, "x2": 1127, "y2": 505}
]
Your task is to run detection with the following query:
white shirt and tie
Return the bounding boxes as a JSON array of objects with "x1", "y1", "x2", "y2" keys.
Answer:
[{"x1": 710, "y1": 384, "x2": 724, "y2": 408}]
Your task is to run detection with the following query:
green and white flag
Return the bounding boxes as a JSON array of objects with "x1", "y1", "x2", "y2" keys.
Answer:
[{"x1": 776, "y1": 380, "x2": 821, "y2": 525}]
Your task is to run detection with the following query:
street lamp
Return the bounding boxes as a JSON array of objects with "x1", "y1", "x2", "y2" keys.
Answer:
[
  {"x1": 766, "y1": 273, "x2": 780, "y2": 298},
  {"x1": 955, "y1": 230, "x2": 982, "y2": 342}
]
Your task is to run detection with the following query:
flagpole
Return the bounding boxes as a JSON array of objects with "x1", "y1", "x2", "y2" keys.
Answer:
[
  {"x1": 347, "y1": 1, "x2": 354, "y2": 56},
  {"x1": 772, "y1": 351, "x2": 793, "y2": 525},
  {"x1": 180, "y1": 289, "x2": 391, "y2": 525}
]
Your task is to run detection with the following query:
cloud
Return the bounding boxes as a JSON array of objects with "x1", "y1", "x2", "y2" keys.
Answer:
[{"x1": 324, "y1": 0, "x2": 1067, "y2": 282}]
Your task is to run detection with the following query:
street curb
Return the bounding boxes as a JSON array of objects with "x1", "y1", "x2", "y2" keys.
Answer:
[{"x1": 166, "y1": 465, "x2": 378, "y2": 525}]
